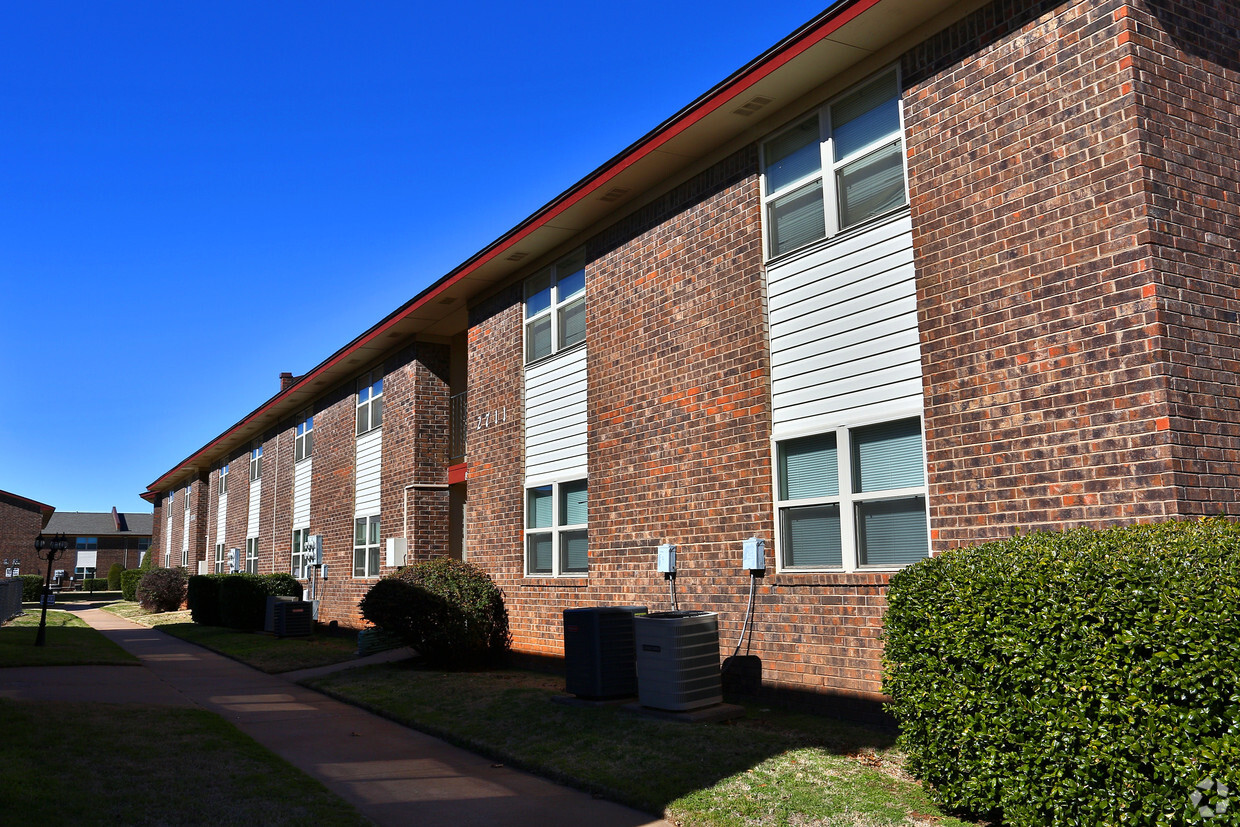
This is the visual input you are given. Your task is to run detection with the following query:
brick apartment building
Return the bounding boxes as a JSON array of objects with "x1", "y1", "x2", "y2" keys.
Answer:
[
  {"x1": 0, "y1": 489, "x2": 54, "y2": 578},
  {"x1": 144, "y1": 0, "x2": 1240, "y2": 707}
]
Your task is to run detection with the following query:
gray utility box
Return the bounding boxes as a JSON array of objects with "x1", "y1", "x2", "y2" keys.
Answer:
[
  {"x1": 264, "y1": 596, "x2": 299, "y2": 633},
  {"x1": 272, "y1": 600, "x2": 313, "y2": 638},
  {"x1": 563, "y1": 605, "x2": 647, "y2": 699},
  {"x1": 634, "y1": 611, "x2": 723, "y2": 711}
]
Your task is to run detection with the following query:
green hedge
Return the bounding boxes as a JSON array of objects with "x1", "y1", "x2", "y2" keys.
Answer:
[
  {"x1": 884, "y1": 518, "x2": 1240, "y2": 825},
  {"x1": 80, "y1": 578, "x2": 110, "y2": 593},
  {"x1": 187, "y1": 574, "x2": 228, "y2": 626},
  {"x1": 360, "y1": 558, "x2": 509, "y2": 667},
  {"x1": 120, "y1": 570, "x2": 143, "y2": 601},
  {"x1": 20, "y1": 575, "x2": 44, "y2": 602},
  {"x1": 107, "y1": 563, "x2": 125, "y2": 590},
  {"x1": 217, "y1": 574, "x2": 303, "y2": 631}
]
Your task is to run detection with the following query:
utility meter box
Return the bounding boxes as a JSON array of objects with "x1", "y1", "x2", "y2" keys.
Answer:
[
  {"x1": 305, "y1": 535, "x2": 324, "y2": 566},
  {"x1": 386, "y1": 537, "x2": 407, "y2": 567},
  {"x1": 743, "y1": 537, "x2": 766, "y2": 571},
  {"x1": 657, "y1": 544, "x2": 676, "y2": 573}
]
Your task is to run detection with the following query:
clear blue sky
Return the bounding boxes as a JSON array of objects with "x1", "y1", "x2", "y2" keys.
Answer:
[{"x1": 0, "y1": 1, "x2": 829, "y2": 514}]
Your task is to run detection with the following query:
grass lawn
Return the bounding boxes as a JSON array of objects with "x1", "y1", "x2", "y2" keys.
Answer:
[
  {"x1": 0, "y1": 610, "x2": 138, "y2": 667},
  {"x1": 101, "y1": 601, "x2": 359, "y2": 673},
  {"x1": 0, "y1": 698, "x2": 369, "y2": 826},
  {"x1": 306, "y1": 664, "x2": 975, "y2": 827}
]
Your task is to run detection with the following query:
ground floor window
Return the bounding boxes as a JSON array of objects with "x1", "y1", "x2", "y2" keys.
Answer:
[
  {"x1": 353, "y1": 516, "x2": 381, "y2": 577},
  {"x1": 214, "y1": 543, "x2": 226, "y2": 573},
  {"x1": 74, "y1": 566, "x2": 97, "y2": 579},
  {"x1": 525, "y1": 478, "x2": 587, "y2": 576},
  {"x1": 292, "y1": 529, "x2": 313, "y2": 579},
  {"x1": 245, "y1": 538, "x2": 258, "y2": 574},
  {"x1": 777, "y1": 417, "x2": 928, "y2": 570}
]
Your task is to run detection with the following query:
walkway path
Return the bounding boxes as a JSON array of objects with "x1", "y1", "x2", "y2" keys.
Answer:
[{"x1": 1, "y1": 606, "x2": 672, "y2": 827}]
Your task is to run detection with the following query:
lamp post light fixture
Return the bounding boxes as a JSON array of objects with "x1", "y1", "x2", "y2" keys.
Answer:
[{"x1": 33, "y1": 533, "x2": 69, "y2": 647}]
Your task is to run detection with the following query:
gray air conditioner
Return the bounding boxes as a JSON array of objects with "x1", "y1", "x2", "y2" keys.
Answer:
[
  {"x1": 563, "y1": 605, "x2": 647, "y2": 699},
  {"x1": 634, "y1": 611, "x2": 723, "y2": 711}
]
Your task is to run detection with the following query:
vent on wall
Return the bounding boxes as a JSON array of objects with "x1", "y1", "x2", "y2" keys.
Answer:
[
  {"x1": 598, "y1": 187, "x2": 631, "y2": 203},
  {"x1": 507, "y1": 251, "x2": 529, "y2": 262},
  {"x1": 733, "y1": 95, "x2": 774, "y2": 117}
]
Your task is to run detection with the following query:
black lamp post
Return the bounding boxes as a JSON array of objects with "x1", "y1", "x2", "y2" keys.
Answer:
[{"x1": 34, "y1": 533, "x2": 69, "y2": 647}]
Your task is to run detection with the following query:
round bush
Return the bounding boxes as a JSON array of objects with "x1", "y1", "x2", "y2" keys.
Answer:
[
  {"x1": 107, "y1": 563, "x2": 125, "y2": 590},
  {"x1": 120, "y1": 569, "x2": 143, "y2": 601},
  {"x1": 884, "y1": 518, "x2": 1240, "y2": 825},
  {"x1": 136, "y1": 567, "x2": 188, "y2": 613},
  {"x1": 360, "y1": 558, "x2": 509, "y2": 667}
]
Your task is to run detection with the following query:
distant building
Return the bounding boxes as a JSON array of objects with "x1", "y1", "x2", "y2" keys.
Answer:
[
  {"x1": 144, "y1": 0, "x2": 1240, "y2": 710},
  {"x1": 37, "y1": 509, "x2": 154, "y2": 580},
  {"x1": 0, "y1": 489, "x2": 54, "y2": 577}
]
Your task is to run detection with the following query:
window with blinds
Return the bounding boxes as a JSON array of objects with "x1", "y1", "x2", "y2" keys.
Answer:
[
  {"x1": 525, "y1": 478, "x2": 588, "y2": 576},
  {"x1": 776, "y1": 417, "x2": 928, "y2": 570},
  {"x1": 524, "y1": 250, "x2": 586, "y2": 363},
  {"x1": 760, "y1": 68, "x2": 907, "y2": 258}
]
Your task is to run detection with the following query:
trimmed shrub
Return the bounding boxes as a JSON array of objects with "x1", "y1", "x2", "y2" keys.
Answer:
[
  {"x1": 107, "y1": 563, "x2": 125, "y2": 590},
  {"x1": 884, "y1": 518, "x2": 1240, "y2": 825},
  {"x1": 120, "y1": 570, "x2": 143, "y2": 601},
  {"x1": 218, "y1": 574, "x2": 303, "y2": 631},
  {"x1": 139, "y1": 549, "x2": 155, "y2": 571},
  {"x1": 20, "y1": 574, "x2": 44, "y2": 602},
  {"x1": 81, "y1": 578, "x2": 110, "y2": 593},
  {"x1": 360, "y1": 558, "x2": 509, "y2": 667},
  {"x1": 136, "y1": 567, "x2": 188, "y2": 613},
  {"x1": 187, "y1": 574, "x2": 228, "y2": 626}
]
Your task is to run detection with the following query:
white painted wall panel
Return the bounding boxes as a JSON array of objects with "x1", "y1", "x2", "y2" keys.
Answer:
[
  {"x1": 247, "y1": 479, "x2": 261, "y2": 538},
  {"x1": 355, "y1": 429, "x2": 382, "y2": 516},
  {"x1": 182, "y1": 506, "x2": 190, "y2": 553},
  {"x1": 769, "y1": 213, "x2": 924, "y2": 437},
  {"x1": 293, "y1": 458, "x2": 312, "y2": 528},
  {"x1": 216, "y1": 494, "x2": 227, "y2": 545},
  {"x1": 525, "y1": 346, "x2": 587, "y2": 482}
]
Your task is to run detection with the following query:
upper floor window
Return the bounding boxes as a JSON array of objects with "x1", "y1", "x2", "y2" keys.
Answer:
[
  {"x1": 524, "y1": 249, "x2": 585, "y2": 363},
  {"x1": 295, "y1": 415, "x2": 314, "y2": 462},
  {"x1": 219, "y1": 464, "x2": 229, "y2": 496},
  {"x1": 776, "y1": 417, "x2": 928, "y2": 570},
  {"x1": 250, "y1": 444, "x2": 263, "y2": 480},
  {"x1": 761, "y1": 69, "x2": 906, "y2": 258},
  {"x1": 184, "y1": 484, "x2": 191, "y2": 511},
  {"x1": 75, "y1": 537, "x2": 97, "y2": 552},
  {"x1": 525, "y1": 479, "x2": 588, "y2": 576},
  {"x1": 357, "y1": 372, "x2": 384, "y2": 435},
  {"x1": 138, "y1": 538, "x2": 151, "y2": 553}
]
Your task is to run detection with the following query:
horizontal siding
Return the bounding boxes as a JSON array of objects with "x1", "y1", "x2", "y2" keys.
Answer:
[
  {"x1": 216, "y1": 494, "x2": 227, "y2": 544},
  {"x1": 182, "y1": 508, "x2": 190, "y2": 552},
  {"x1": 247, "y1": 479, "x2": 261, "y2": 538},
  {"x1": 525, "y1": 346, "x2": 587, "y2": 482},
  {"x1": 293, "y1": 458, "x2": 312, "y2": 528},
  {"x1": 769, "y1": 213, "x2": 924, "y2": 436},
  {"x1": 355, "y1": 429, "x2": 382, "y2": 516}
]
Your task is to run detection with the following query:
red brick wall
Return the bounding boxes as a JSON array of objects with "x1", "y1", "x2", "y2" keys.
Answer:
[
  {"x1": 1127, "y1": 0, "x2": 1240, "y2": 513},
  {"x1": 905, "y1": 0, "x2": 1182, "y2": 549},
  {"x1": 0, "y1": 493, "x2": 47, "y2": 579}
]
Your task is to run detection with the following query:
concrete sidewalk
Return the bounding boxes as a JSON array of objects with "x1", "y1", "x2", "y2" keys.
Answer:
[{"x1": 1, "y1": 607, "x2": 672, "y2": 827}]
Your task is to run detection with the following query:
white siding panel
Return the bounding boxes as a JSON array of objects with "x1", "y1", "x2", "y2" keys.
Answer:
[
  {"x1": 769, "y1": 213, "x2": 924, "y2": 436},
  {"x1": 525, "y1": 346, "x2": 587, "y2": 482},
  {"x1": 293, "y1": 458, "x2": 312, "y2": 528},
  {"x1": 182, "y1": 507, "x2": 190, "y2": 553},
  {"x1": 247, "y1": 479, "x2": 261, "y2": 538},
  {"x1": 216, "y1": 494, "x2": 227, "y2": 545},
  {"x1": 355, "y1": 429, "x2": 382, "y2": 516}
]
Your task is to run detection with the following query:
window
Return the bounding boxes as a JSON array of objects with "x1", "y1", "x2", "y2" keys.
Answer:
[
  {"x1": 356, "y1": 372, "x2": 384, "y2": 435},
  {"x1": 184, "y1": 484, "x2": 191, "y2": 511},
  {"x1": 353, "y1": 516, "x2": 381, "y2": 577},
  {"x1": 138, "y1": 538, "x2": 150, "y2": 553},
  {"x1": 761, "y1": 69, "x2": 906, "y2": 257},
  {"x1": 249, "y1": 444, "x2": 263, "y2": 480},
  {"x1": 181, "y1": 546, "x2": 188, "y2": 567},
  {"x1": 245, "y1": 538, "x2": 258, "y2": 574},
  {"x1": 525, "y1": 479, "x2": 587, "y2": 576},
  {"x1": 291, "y1": 529, "x2": 313, "y2": 579},
  {"x1": 76, "y1": 537, "x2": 98, "y2": 552},
  {"x1": 295, "y1": 414, "x2": 314, "y2": 461},
  {"x1": 74, "y1": 565, "x2": 96, "y2": 579},
  {"x1": 214, "y1": 543, "x2": 227, "y2": 574},
  {"x1": 219, "y1": 464, "x2": 229, "y2": 495},
  {"x1": 524, "y1": 249, "x2": 586, "y2": 362},
  {"x1": 777, "y1": 418, "x2": 928, "y2": 570}
]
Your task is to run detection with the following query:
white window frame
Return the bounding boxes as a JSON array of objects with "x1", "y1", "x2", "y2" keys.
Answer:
[
  {"x1": 249, "y1": 444, "x2": 263, "y2": 481},
  {"x1": 184, "y1": 484, "x2": 191, "y2": 512},
  {"x1": 759, "y1": 66, "x2": 908, "y2": 259},
  {"x1": 219, "y1": 464, "x2": 229, "y2": 496},
  {"x1": 295, "y1": 414, "x2": 314, "y2": 462},
  {"x1": 353, "y1": 515, "x2": 381, "y2": 578},
  {"x1": 214, "y1": 543, "x2": 227, "y2": 574},
  {"x1": 774, "y1": 416, "x2": 929, "y2": 573},
  {"x1": 245, "y1": 537, "x2": 259, "y2": 574},
  {"x1": 523, "y1": 478, "x2": 588, "y2": 577},
  {"x1": 75, "y1": 536, "x2": 98, "y2": 552},
  {"x1": 523, "y1": 249, "x2": 586, "y2": 364},
  {"x1": 291, "y1": 528, "x2": 313, "y2": 579},
  {"x1": 356, "y1": 372, "x2": 384, "y2": 435}
]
